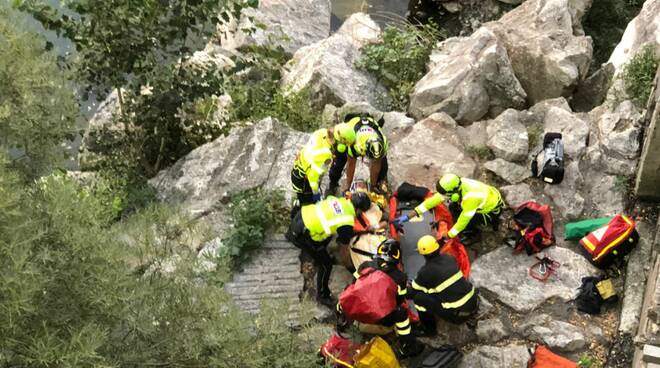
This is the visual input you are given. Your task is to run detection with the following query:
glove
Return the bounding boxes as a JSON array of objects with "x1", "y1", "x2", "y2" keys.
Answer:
[
  {"x1": 392, "y1": 215, "x2": 410, "y2": 227},
  {"x1": 312, "y1": 193, "x2": 322, "y2": 202}
]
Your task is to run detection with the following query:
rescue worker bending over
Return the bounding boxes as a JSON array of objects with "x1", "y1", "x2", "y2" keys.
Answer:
[
  {"x1": 393, "y1": 173, "x2": 503, "y2": 240},
  {"x1": 291, "y1": 123, "x2": 356, "y2": 205},
  {"x1": 410, "y1": 235, "x2": 478, "y2": 336},
  {"x1": 327, "y1": 114, "x2": 389, "y2": 195},
  {"x1": 336, "y1": 240, "x2": 424, "y2": 358},
  {"x1": 286, "y1": 193, "x2": 371, "y2": 307}
]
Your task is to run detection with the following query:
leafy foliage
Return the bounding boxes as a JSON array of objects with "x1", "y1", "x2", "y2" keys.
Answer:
[
  {"x1": 465, "y1": 145, "x2": 495, "y2": 161},
  {"x1": 583, "y1": 0, "x2": 645, "y2": 71},
  {"x1": 0, "y1": 161, "x2": 318, "y2": 367},
  {"x1": 14, "y1": 0, "x2": 247, "y2": 99},
  {"x1": 622, "y1": 45, "x2": 659, "y2": 108},
  {"x1": 223, "y1": 45, "x2": 320, "y2": 132},
  {"x1": 0, "y1": 4, "x2": 78, "y2": 178},
  {"x1": 356, "y1": 23, "x2": 444, "y2": 110},
  {"x1": 222, "y1": 189, "x2": 289, "y2": 268}
]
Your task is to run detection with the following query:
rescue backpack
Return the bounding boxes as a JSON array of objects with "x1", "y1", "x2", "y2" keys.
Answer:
[
  {"x1": 579, "y1": 214, "x2": 638, "y2": 269},
  {"x1": 419, "y1": 345, "x2": 463, "y2": 368},
  {"x1": 339, "y1": 267, "x2": 398, "y2": 324},
  {"x1": 319, "y1": 334, "x2": 362, "y2": 368},
  {"x1": 511, "y1": 201, "x2": 554, "y2": 255},
  {"x1": 527, "y1": 344, "x2": 577, "y2": 368},
  {"x1": 575, "y1": 276, "x2": 618, "y2": 315},
  {"x1": 531, "y1": 132, "x2": 564, "y2": 184}
]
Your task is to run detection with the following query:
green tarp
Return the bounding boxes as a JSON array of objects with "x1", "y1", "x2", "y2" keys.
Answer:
[{"x1": 564, "y1": 217, "x2": 612, "y2": 240}]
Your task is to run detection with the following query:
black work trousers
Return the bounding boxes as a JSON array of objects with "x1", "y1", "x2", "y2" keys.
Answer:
[
  {"x1": 290, "y1": 166, "x2": 315, "y2": 205},
  {"x1": 327, "y1": 151, "x2": 389, "y2": 187},
  {"x1": 379, "y1": 305, "x2": 412, "y2": 338},
  {"x1": 286, "y1": 211, "x2": 333, "y2": 298},
  {"x1": 413, "y1": 292, "x2": 478, "y2": 326},
  {"x1": 448, "y1": 202, "x2": 502, "y2": 233}
]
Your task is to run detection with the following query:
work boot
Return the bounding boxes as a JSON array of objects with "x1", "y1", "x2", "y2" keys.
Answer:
[
  {"x1": 316, "y1": 293, "x2": 337, "y2": 309},
  {"x1": 398, "y1": 336, "x2": 424, "y2": 358},
  {"x1": 413, "y1": 323, "x2": 437, "y2": 338}
]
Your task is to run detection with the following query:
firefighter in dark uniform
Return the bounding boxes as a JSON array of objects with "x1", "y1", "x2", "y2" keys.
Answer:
[
  {"x1": 336, "y1": 240, "x2": 424, "y2": 358},
  {"x1": 410, "y1": 235, "x2": 478, "y2": 336}
]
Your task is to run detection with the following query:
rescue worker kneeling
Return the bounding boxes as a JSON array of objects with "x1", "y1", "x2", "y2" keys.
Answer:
[
  {"x1": 336, "y1": 240, "x2": 424, "y2": 358},
  {"x1": 286, "y1": 193, "x2": 371, "y2": 307},
  {"x1": 411, "y1": 235, "x2": 478, "y2": 337}
]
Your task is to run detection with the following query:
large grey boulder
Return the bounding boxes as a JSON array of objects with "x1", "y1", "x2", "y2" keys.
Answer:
[
  {"x1": 486, "y1": 109, "x2": 529, "y2": 162},
  {"x1": 476, "y1": 318, "x2": 509, "y2": 344},
  {"x1": 281, "y1": 13, "x2": 387, "y2": 110},
  {"x1": 484, "y1": 159, "x2": 530, "y2": 184},
  {"x1": 459, "y1": 344, "x2": 530, "y2": 368},
  {"x1": 596, "y1": 101, "x2": 643, "y2": 162},
  {"x1": 543, "y1": 106, "x2": 590, "y2": 159},
  {"x1": 518, "y1": 314, "x2": 589, "y2": 352},
  {"x1": 607, "y1": 0, "x2": 660, "y2": 75},
  {"x1": 79, "y1": 90, "x2": 124, "y2": 170},
  {"x1": 149, "y1": 117, "x2": 307, "y2": 215},
  {"x1": 217, "y1": 0, "x2": 331, "y2": 55},
  {"x1": 409, "y1": 27, "x2": 526, "y2": 123},
  {"x1": 457, "y1": 121, "x2": 489, "y2": 150},
  {"x1": 388, "y1": 113, "x2": 477, "y2": 189},
  {"x1": 545, "y1": 160, "x2": 585, "y2": 220},
  {"x1": 583, "y1": 174, "x2": 626, "y2": 217},
  {"x1": 487, "y1": 0, "x2": 593, "y2": 104},
  {"x1": 500, "y1": 183, "x2": 535, "y2": 208},
  {"x1": 471, "y1": 246, "x2": 599, "y2": 312}
]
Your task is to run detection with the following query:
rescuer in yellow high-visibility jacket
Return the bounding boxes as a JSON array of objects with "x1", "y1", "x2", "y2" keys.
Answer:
[
  {"x1": 393, "y1": 174, "x2": 503, "y2": 240},
  {"x1": 291, "y1": 123, "x2": 356, "y2": 205},
  {"x1": 286, "y1": 193, "x2": 371, "y2": 307},
  {"x1": 327, "y1": 114, "x2": 389, "y2": 195}
]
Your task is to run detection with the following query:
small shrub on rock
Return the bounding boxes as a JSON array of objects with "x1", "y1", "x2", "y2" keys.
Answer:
[
  {"x1": 356, "y1": 23, "x2": 444, "y2": 111},
  {"x1": 622, "y1": 45, "x2": 660, "y2": 108},
  {"x1": 222, "y1": 188, "x2": 289, "y2": 268}
]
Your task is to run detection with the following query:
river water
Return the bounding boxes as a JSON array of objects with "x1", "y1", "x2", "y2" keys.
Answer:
[{"x1": 331, "y1": 0, "x2": 411, "y2": 30}]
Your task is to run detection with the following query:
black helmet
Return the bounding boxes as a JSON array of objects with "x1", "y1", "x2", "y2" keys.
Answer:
[
  {"x1": 365, "y1": 138, "x2": 384, "y2": 159},
  {"x1": 351, "y1": 191, "x2": 371, "y2": 212},
  {"x1": 377, "y1": 239, "x2": 401, "y2": 261}
]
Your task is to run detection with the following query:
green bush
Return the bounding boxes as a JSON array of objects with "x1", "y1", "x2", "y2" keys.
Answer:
[
  {"x1": 583, "y1": 0, "x2": 645, "y2": 71},
  {"x1": 0, "y1": 4, "x2": 78, "y2": 179},
  {"x1": 224, "y1": 45, "x2": 320, "y2": 132},
  {"x1": 356, "y1": 23, "x2": 444, "y2": 110},
  {"x1": 622, "y1": 45, "x2": 660, "y2": 108},
  {"x1": 222, "y1": 188, "x2": 289, "y2": 268},
  {"x1": 0, "y1": 160, "x2": 318, "y2": 367}
]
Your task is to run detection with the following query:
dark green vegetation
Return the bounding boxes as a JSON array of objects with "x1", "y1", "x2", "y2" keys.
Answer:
[
  {"x1": 0, "y1": 4, "x2": 77, "y2": 179},
  {"x1": 0, "y1": 3, "x2": 320, "y2": 366},
  {"x1": 583, "y1": 0, "x2": 645, "y2": 71},
  {"x1": 222, "y1": 188, "x2": 290, "y2": 269},
  {"x1": 357, "y1": 23, "x2": 444, "y2": 110},
  {"x1": 622, "y1": 45, "x2": 660, "y2": 108}
]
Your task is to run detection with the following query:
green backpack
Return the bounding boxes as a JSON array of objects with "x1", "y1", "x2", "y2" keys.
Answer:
[{"x1": 564, "y1": 217, "x2": 611, "y2": 240}]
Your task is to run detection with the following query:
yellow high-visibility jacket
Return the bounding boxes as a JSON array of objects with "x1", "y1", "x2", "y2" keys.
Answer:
[
  {"x1": 301, "y1": 196, "x2": 356, "y2": 242},
  {"x1": 294, "y1": 129, "x2": 333, "y2": 194},
  {"x1": 447, "y1": 179, "x2": 502, "y2": 238}
]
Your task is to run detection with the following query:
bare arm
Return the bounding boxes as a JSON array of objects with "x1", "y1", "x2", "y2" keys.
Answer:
[
  {"x1": 369, "y1": 158, "x2": 382, "y2": 186},
  {"x1": 345, "y1": 156, "x2": 357, "y2": 190}
]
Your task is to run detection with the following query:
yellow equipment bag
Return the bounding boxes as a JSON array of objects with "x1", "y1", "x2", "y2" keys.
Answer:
[{"x1": 354, "y1": 336, "x2": 401, "y2": 368}]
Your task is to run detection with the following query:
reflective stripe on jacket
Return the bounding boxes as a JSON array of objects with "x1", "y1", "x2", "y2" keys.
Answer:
[
  {"x1": 412, "y1": 253, "x2": 475, "y2": 310},
  {"x1": 447, "y1": 178, "x2": 502, "y2": 238},
  {"x1": 294, "y1": 129, "x2": 333, "y2": 194},
  {"x1": 301, "y1": 196, "x2": 356, "y2": 242},
  {"x1": 415, "y1": 192, "x2": 445, "y2": 216},
  {"x1": 342, "y1": 117, "x2": 388, "y2": 159}
]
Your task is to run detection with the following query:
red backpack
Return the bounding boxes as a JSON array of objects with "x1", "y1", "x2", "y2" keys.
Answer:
[
  {"x1": 512, "y1": 201, "x2": 554, "y2": 255},
  {"x1": 527, "y1": 345, "x2": 576, "y2": 368},
  {"x1": 339, "y1": 267, "x2": 398, "y2": 324},
  {"x1": 580, "y1": 214, "x2": 638, "y2": 268}
]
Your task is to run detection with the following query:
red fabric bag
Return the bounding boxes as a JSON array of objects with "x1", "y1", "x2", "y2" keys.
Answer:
[
  {"x1": 580, "y1": 214, "x2": 637, "y2": 268},
  {"x1": 339, "y1": 267, "x2": 398, "y2": 324},
  {"x1": 319, "y1": 334, "x2": 361, "y2": 368},
  {"x1": 440, "y1": 239, "x2": 471, "y2": 278},
  {"x1": 527, "y1": 344, "x2": 577, "y2": 368}
]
